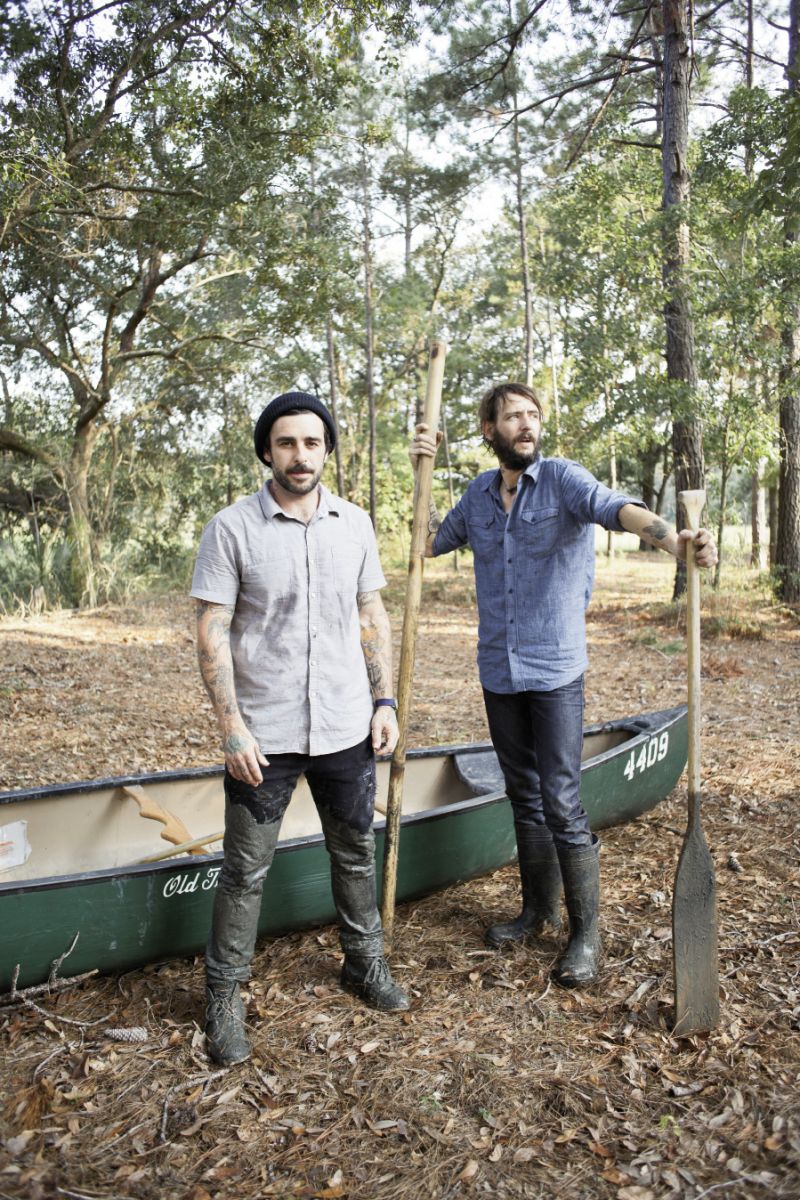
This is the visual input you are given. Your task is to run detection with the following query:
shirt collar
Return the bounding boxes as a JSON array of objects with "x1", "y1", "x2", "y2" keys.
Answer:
[
  {"x1": 481, "y1": 454, "x2": 543, "y2": 492},
  {"x1": 257, "y1": 480, "x2": 341, "y2": 521}
]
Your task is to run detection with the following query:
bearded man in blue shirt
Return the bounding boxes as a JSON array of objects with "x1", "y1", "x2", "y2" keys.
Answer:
[{"x1": 411, "y1": 383, "x2": 717, "y2": 988}]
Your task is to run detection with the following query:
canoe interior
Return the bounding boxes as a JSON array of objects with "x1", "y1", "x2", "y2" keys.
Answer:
[{"x1": 0, "y1": 721, "x2": 652, "y2": 887}]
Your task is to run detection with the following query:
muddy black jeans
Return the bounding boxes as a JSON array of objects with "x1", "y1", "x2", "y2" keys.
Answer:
[{"x1": 206, "y1": 735, "x2": 382, "y2": 985}]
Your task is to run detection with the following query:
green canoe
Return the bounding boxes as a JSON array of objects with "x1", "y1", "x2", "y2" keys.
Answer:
[{"x1": 0, "y1": 706, "x2": 687, "y2": 991}]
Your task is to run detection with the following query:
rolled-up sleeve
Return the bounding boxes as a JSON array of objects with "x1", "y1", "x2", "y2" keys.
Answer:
[
  {"x1": 559, "y1": 462, "x2": 646, "y2": 531},
  {"x1": 190, "y1": 519, "x2": 241, "y2": 605},
  {"x1": 432, "y1": 495, "x2": 469, "y2": 556}
]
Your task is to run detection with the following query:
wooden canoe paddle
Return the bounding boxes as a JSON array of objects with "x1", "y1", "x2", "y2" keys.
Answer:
[
  {"x1": 380, "y1": 338, "x2": 448, "y2": 945},
  {"x1": 672, "y1": 488, "x2": 720, "y2": 1036}
]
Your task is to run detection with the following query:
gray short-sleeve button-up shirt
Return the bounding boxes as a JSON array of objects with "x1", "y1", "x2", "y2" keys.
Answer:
[{"x1": 190, "y1": 483, "x2": 385, "y2": 755}]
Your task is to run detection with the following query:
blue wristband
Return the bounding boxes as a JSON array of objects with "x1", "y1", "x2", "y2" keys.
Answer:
[{"x1": 374, "y1": 698, "x2": 397, "y2": 710}]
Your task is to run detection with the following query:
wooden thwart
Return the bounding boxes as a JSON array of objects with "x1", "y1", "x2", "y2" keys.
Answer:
[{"x1": 672, "y1": 489, "x2": 720, "y2": 1036}]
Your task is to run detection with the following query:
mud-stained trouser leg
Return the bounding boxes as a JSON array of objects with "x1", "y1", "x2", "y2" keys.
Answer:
[
  {"x1": 306, "y1": 736, "x2": 383, "y2": 960},
  {"x1": 307, "y1": 737, "x2": 408, "y2": 1011},
  {"x1": 205, "y1": 769, "x2": 296, "y2": 986}
]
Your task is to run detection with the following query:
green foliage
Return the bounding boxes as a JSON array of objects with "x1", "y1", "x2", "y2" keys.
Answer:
[{"x1": 0, "y1": 0, "x2": 796, "y2": 607}]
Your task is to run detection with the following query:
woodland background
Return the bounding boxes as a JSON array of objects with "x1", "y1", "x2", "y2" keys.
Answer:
[
  {"x1": 1, "y1": 7, "x2": 800, "y2": 1197},
  {"x1": 0, "y1": 0, "x2": 799, "y2": 612}
]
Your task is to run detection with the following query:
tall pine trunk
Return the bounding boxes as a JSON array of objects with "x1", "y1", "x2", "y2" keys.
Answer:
[
  {"x1": 662, "y1": 0, "x2": 704, "y2": 600},
  {"x1": 326, "y1": 319, "x2": 345, "y2": 497},
  {"x1": 776, "y1": 0, "x2": 800, "y2": 601},
  {"x1": 66, "y1": 422, "x2": 100, "y2": 607},
  {"x1": 360, "y1": 146, "x2": 377, "y2": 530},
  {"x1": 511, "y1": 95, "x2": 534, "y2": 386}
]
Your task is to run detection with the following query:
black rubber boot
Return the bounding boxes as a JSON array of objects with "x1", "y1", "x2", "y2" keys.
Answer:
[
  {"x1": 205, "y1": 981, "x2": 251, "y2": 1066},
  {"x1": 341, "y1": 953, "x2": 410, "y2": 1011},
  {"x1": 552, "y1": 837, "x2": 601, "y2": 988},
  {"x1": 485, "y1": 823, "x2": 563, "y2": 948}
]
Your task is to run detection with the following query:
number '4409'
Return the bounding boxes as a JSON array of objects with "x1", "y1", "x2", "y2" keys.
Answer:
[{"x1": 623, "y1": 732, "x2": 669, "y2": 781}]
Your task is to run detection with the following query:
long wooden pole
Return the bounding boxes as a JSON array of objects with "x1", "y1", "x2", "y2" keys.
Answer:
[{"x1": 380, "y1": 339, "x2": 448, "y2": 944}]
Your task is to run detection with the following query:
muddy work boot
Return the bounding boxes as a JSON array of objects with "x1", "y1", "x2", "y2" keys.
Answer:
[
  {"x1": 486, "y1": 823, "x2": 563, "y2": 948},
  {"x1": 552, "y1": 837, "x2": 601, "y2": 988},
  {"x1": 205, "y1": 981, "x2": 251, "y2": 1066},
  {"x1": 341, "y1": 955, "x2": 410, "y2": 1011}
]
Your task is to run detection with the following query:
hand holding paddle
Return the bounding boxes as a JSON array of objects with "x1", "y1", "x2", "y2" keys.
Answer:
[{"x1": 672, "y1": 488, "x2": 720, "y2": 1036}]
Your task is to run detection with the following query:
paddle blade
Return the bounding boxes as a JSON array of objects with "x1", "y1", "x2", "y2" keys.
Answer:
[{"x1": 672, "y1": 805, "x2": 719, "y2": 1036}]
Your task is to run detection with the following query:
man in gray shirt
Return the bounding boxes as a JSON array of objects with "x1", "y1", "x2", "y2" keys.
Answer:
[{"x1": 191, "y1": 392, "x2": 408, "y2": 1066}]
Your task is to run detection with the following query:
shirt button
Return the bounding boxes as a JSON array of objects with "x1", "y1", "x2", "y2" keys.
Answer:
[
  {"x1": 508, "y1": 588, "x2": 513, "y2": 594},
  {"x1": 507, "y1": 558, "x2": 512, "y2": 563}
]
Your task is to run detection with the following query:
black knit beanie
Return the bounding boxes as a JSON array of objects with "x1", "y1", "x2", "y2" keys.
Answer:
[{"x1": 253, "y1": 392, "x2": 337, "y2": 465}]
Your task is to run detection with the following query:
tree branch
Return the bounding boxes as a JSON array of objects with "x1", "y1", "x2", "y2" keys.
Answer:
[{"x1": 0, "y1": 427, "x2": 64, "y2": 475}]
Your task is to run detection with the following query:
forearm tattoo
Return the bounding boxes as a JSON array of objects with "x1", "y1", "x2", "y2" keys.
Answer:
[
  {"x1": 196, "y1": 601, "x2": 241, "y2": 727},
  {"x1": 641, "y1": 518, "x2": 671, "y2": 547},
  {"x1": 428, "y1": 502, "x2": 442, "y2": 535},
  {"x1": 357, "y1": 591, "x2": 393, "y2": 697}
]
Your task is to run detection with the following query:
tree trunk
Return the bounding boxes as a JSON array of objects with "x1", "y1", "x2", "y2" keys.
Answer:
[
  {"x1": 441, "y1": 404, "x2": 459, "y2": 572},
  {"x1": 775, "y1": 0, "x2": 800, "y2": 601},
  {"x1": 511, "y1": 97, "x2": 534, "y2": 386},
  {"x1": 603, "y1": 381, "x2": 616, "y2": 558},
  {"x1": 714, "y1": 416, "x2": 730, "y2": 590},
  {"x1": 769, "y1": 484, "x2": 779, "y2": 566},
  {"x1": 66, "y1": 423, "x2": 100, "y2": 607},
  {"x1": 326, "y1": 319, "x2": 345, "y2": 497},
  {"x1": 638, "y1": 441, "x2": 662, "y2": 551},
  {"x1": 662, "y1": 0, "x2": 704, "y2": 600},
  {"x1": 750, "y1": 459, "x2": 767, "y2": 569},
  {"x1": 360, "y1": 147, "x2": 377, "y2": 530},
  {"x1": 539, "y1": 227, "x2": 561, "y2": 453}
]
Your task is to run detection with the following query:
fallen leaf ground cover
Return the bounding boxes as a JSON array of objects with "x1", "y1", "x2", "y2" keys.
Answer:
[{"x1": 0, "y1": 553, "x2": 798, "y2": 1199}]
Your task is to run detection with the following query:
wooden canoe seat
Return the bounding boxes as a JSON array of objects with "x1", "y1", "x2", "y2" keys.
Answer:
[{"x1": 453, "y1": 749, "x2": 504, "y2": 797}]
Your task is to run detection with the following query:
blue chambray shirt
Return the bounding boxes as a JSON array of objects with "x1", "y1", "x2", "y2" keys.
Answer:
[{"x1": 432, "y1": 456, "x2": 645, "y2": 694}]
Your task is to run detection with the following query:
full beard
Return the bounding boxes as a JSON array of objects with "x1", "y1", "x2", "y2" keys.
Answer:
[
  {"x1": 489, "y1": 430, "x2": 539, "y2": 471},
  {"x1": 271, "y1": 463, "x2": 323, "y2": 495}
]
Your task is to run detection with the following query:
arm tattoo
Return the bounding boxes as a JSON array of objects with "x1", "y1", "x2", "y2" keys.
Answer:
[
  {"x1": 195, "y1": 601, "x2": 242, "y2": 728},
  {"x1": 642, "y1": 518, "x2": 670, "y2": 545},
  {"x1": 428, "y1": 502, "x2": 441, "y2": 535},
  {"x1": 358, "y1": 596, "x2": 393, "y2": 698}
]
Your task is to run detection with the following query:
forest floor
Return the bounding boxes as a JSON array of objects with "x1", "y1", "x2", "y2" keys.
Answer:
[{"x1": 0, "y1": 553, "x2": 798, "y2": 1200}]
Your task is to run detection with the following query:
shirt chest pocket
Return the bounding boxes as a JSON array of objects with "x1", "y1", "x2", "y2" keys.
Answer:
[
  {"x1": 469, "y1": 513, "x2": 504, "y2": 558},
  {"x1": 240, "y1": 554, "x2": 295, "y2": 600},
  {"x1": 330, "y1": 541, "x2": 364, "y2": 596},
  {"x1": 518, "y1": 506, "x2": 560, "y2": 557}
]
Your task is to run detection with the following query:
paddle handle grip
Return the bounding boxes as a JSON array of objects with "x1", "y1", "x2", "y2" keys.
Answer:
[{"x1": 678, "y1": 488, "x2": 704, "y2": 803}]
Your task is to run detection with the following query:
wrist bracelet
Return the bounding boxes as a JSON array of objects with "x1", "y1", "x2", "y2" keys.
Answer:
[{"x1": 374, "y1": 698, "x2": 397, "y2": 710}]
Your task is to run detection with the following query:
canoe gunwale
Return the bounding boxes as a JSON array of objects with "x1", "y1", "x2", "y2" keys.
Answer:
[
  {"x1": 0, "y1": 706, "x2": 687, "y2": 898},
  {"x1": 0, "y1": 705, "x2": 687, "y2": 808}
]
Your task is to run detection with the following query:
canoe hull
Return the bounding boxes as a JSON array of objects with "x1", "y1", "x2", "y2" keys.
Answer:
[{"x1": 0, "y1": 706, "x2": 687, "y2": 991}]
